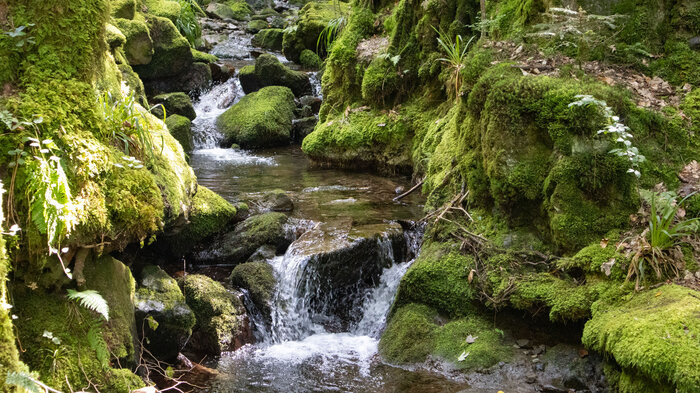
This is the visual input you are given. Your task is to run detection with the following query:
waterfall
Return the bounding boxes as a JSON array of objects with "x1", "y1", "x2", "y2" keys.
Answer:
[{"x1": 191, "y1": 76, "x2": 243, "y2": 149}]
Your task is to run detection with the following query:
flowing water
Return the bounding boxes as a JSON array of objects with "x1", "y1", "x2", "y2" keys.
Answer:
[{"x1": 189, "y1": 14, "x2": 475, "y2": 393}]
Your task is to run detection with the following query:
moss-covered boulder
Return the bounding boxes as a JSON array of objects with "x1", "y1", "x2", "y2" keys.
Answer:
[
  {"x1": 152, "y1": 92, "x2": 197, "y2": 120},
  {"x1": 302, "y1": 108, "x2": 412, "y2": 174},
  {"x1": 112, "y1": 0, "x2": 137, "y2": 19},
  {"x1": 142, "y1": 0, "x2": 181, "y2": 22},
  {"x1": 230, "y1": 0, "x2": 254, "y2": 20},
  {"x1": 238, "y1": 65, "x2": 260, "y2": 94},
  {"x1": 260, "y1": 189, "x2": 294, "y2": 212},
  {"x1": 282, "y1": 0, "x2": 349, "y2": 63},
  {"x1": 251, "y1": 28, "x2": 284, "y2": 50},
  {"x1": 246, "y1": 19, "x2": 269, "y2": 33},
  {"x1": 106, "y1": 23, "x2": 127, "y2": 50},
  {"x1": 292, "y1": 116, "x2": 318, "y2": 143},
  {"x1": 119, "y1": 63, "x2": 149, "y2": 106},
  {"x1": 216, "y1": 85, "x2": 295, "y2": 148},
  {"x1": 192, "y1": 48, "x2": 218, "y2": 64},
  {"x1": 161, "y1": 186, "x2": 238, "y2": 256},
  {"x1": 132, "y1": 16, "x2": 193, "y2": 80},
  {"x1": 13, "y1": 256, "x2": 144, "y2": 391},
  {"x1": 582, "y1": 284, "x2": 700, "y2": 392},
  {"x1": 299, "y1": 49, "x2": 322, "y2": 69},
  {"x1": 113, "y1": 17, "x2": 154, "y2": 65},
  {"x1": 194, "y1": 212, "x2": 290, "y2": 264},
  {"x1": 206, "y1": 2, "x2": 236, "y2": 19},
  {"x1": 134, "y1": 265, "x2": 196, "y2": 360},
  {"x1": 180, "y1": 274, "x2": 252, "y2": 354},
  {"x1": 165, "y1": 114, "x2": 193, "y2": 153},
  {"x1": 379, "y1": 303, "x2": 513, "y2": 368},
  {"x1": 144, "y1": 61, "x2": 213, "y2": 96},
  {"x1": 253, "y1": 54, "x2": 312, "y2": 96},
  {"x1": 230, "y1": 262, "x2": 276, "y2": 321}
]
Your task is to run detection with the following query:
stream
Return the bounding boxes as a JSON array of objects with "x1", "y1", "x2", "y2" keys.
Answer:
[{"x1": 186, "y1": 13, "x2": 479, "y2": 393}]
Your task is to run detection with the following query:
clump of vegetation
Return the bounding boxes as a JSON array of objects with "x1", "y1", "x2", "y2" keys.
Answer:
[
  {"x1": 433, "y1": 27, "x2": 475, "y2": 99},
  {"x1": 176, "y1": 0, "x2": 204, "y2": 47}
]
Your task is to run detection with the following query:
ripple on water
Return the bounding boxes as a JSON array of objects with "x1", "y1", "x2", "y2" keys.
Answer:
[{"x1": 190, "y1": 148, "x2": 277, "y2": 166}]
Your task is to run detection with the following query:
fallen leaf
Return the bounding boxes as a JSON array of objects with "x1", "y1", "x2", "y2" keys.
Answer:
[
  {"x1": 601, "y1": 258, "x2": 616, "y2": 277},
  {"x1": 465, "y1": 335, "x2": 478, "y2": 344},
  {"x1": 457, "y1": 351, "x2": 470, "y2": 362},
  {"x1": 600, "y1": 238, "x2": 609, "y2": 248},
  {"x1": 578, "y1": 349, "x2": 589, "y2": 358},
  {"x1": 468, "y1": 269, "x2": 475, "y2": 283}
]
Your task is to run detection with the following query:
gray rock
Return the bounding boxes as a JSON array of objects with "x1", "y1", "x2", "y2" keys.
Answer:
[
  {"x1": 261, "y1": 189, "x2": 294, "y2": 212},
  {"x1": 689, "y1": 36, "x2": 700, "y2": 50},
  {"x1": 292, "y1": 116, "x2": 317, "y2": 143}
]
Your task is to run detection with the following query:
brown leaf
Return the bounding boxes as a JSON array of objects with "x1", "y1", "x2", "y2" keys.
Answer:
[
  {"x1": 600, "y1": 238, "x2": 609, "y2": 248},
  {"x1": 578, "y1": 349, "x2": 589, "y2": 358},
  {"x1": 468, "y1": 269, "x2": 475, "y2": 283}
]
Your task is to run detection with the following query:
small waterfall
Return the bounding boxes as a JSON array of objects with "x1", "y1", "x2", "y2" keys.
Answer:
[
  {"x1": 309, "y1": 71, "x2": 323, "y2": 98},
  {"x1": 192, "y1": 76, "x2": 244, "y2": 149}
]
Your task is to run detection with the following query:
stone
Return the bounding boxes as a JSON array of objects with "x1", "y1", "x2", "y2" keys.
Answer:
[
  {"x1": 246, "y1": 19, "x2": 269, "y2": 34},
  {"x1": 238, "y1": 65, "x2": 261, "y2": 94},
  {"x1": 114, "y1": 18, "x2": 154, "y2": 65},
  {"x1": 689, "y1": 36, "x2": 700, "y2": 51},
  {"x1": 106, "y1": 23, "x2": 127, "y2": 50},
  {"x1": 251, "y1": 28, "x2": 284, "y2": 51},
  {"x1": 152, "y1": 92, "x2": 196, "y2": 120},
  {"x1": 299, "y1": 49, "x2": 322, "y2": 69},
  {"x1": 180, "y1": 274, "x2": 253, "y2": 354},
  {"x1": 299, "y1": 95, "x2": 322, "y2": 113},
  {"x1": 134, "y1": 265, "x2": 196, "y2": 361},
  {"x1": 261, "y1": 189, "x2": 294, "y2": 212},
  {"x1": 206, "y1": 2, "x2": 235, "y2": 20},
  {"x1": 230, "y1": 261, "x2": 276, "y2": 322},
  {"x1": 132, "y1": 16, "x2": 193, "y2": 80},
  {"x1": 165, "y1": 114, "x2": 193, "y2": 153},
  {"x1": 143, "y1": 61, "x2": 213, "y2": 96},
  {"x1": 210, "y1": 60, "x2": 236, "y2": 83},
  {"x1": 291, "y1": 116, "x2": 317, "y2": 143}
]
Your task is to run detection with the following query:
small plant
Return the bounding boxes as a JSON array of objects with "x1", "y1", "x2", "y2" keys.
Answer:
[
  {"x1": 176, "y1": 0, "x2": 204, "y2": 47},
  {"x1": 316, "y1": 17, "x2": 346, "y2": 56},
  {"x1": 625, "y1": 191, "x2": 699, "y2": 290},
  {"x1": 5, "y1": 371, "x2": 62, "y2": 393},
  {"x1": 3, "y1": 24, "x2": 36, "y2": 48},
  {"x1": 66, "y1": 289, "x2": 109, "y2": 321},
  {"x1": 568, "y1": 94, "x2": 645, "y2": 177},
  {"x1": 432, "y1": 26, "x2": 475, "y2": 99}
]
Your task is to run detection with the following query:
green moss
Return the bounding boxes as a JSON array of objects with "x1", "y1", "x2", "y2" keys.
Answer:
[
  {"x1": 111, "y1": 0, "x2": 137, "y2": 19},
  {"x1": 281, "y1": 0, "x2": 351, "y2": 62},
  {"x1": 118, "y1": 63, "x2": 148, "y2": 106},
  {"x1": 251, "y1": 28, "x2": 284, "y2": 50},
  {"x1": 226, "y1": 0, "x2": 253, "y2": 20},
  {"x1": 153, "y1": 91, "x2": 196, "y2": 120},
  {"x1": 251, "y1": 54, "x2": 312, "y2": 96},
  {"x1": 191, "y1": 49, "x2": 218, "y2": 64},
  {"x1": 247, "y1": 19, "x2": 269, "y2": 33},
  {"x1": 302, "y1": 108, "x2": 413, "y2": 173},
  {"x1": 651, "y1": 41, "x2": 700, "y2": 86},
  {"x1": 216, "y1": 85, "x2": 295, "y2": 148},
  {"x1": 238, "y1": 64, "x2": 260, "y2": 93},
  {"x1": 106, "y1": 23, "x2": 127, "y2": 50},
  {"x1": 113, "y1": 17, "x2": 154, "y2": 65},
  {"x1": 142, "y1": 0, "x2": 181, "y2": 23},
  {"x1": 582, "y1": 285, "x2": 700, "y2": 392},
  {"x1": 165, "y1": 114, "x2": 193, "y2": 152},
  {"x1": 229, "y1": 262, "x2": 275, "y2": 316},
  {"x1": 361, "y1": 57, "x2": 400, "y2": 107},
  {"x1": 379, "y1": 303, "x2": 437, "y2": 364},
  {"x1": 132, "y1": 15, "x2": 193, "y2": 79},
  {"x1": 299, "y1": 49, "x2": 322, "y2": 69},
  {"x1": 394, "y1": 242, "x2": 477, "y2": 317}
]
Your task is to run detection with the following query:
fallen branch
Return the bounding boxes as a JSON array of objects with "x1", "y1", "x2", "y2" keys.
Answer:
[{"x1": 393, "y1": 178, "x2": 424, "y2": 201}]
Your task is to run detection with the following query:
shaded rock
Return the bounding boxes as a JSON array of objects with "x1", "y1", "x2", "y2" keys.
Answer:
[
  {"x1": 251, "y1": 28, "x2": 284, "y2": 50},
  {"x1": 216, "y1": 85, "x2": 295, "y2": 148},
  {"x1": 112, "y1": 0, "x2": 137, "y2": 19},
  {"x1": 114, "y1": 18, "x2": 154, "y2": 65},
  {"x1": 106, "y1": 23, "x2": 127, "y2": 50},
  {"x1": 165, "y1": 115, "x2": 193, "y2": 153},
  {"x1": 180, "y1": 274, "x2": 253, "y2": 354},
  {"x1": 282, "y1": 0, "x2": 349, "y2": 63},
  {"x1": 246, "y1": 244, "x2": 277, "y2": 262},
  {"x1": 292, "y1": 116, "x2": 317, "y2": 143},
  {"x1": 143, "y1": 61, "x2": 213, "y2": 96},
  {"x1": 230, "y1": 262, "x2": 276, "y2": 322},
  {"x1": 206, "y1": 2, "x2": 236, "y2": 20},
  {"x1": 246, "y1": 19, "x2": 269, "y2": 33},
  {"x1": 210, "y1": 60, "x2": 236, "y2": 83},
  {"x1": 133, "y1": 16, "x2": 193, "y2": 80},
  {"x1": 192, "y1": 49, "x2": 218, "y2": 64},
  {"x1": 135, "y1": 265, "x2": 196, "y2": 361},
  {"x1": 152, "y1": 92, "x2": 196, "y2": 120},
  {"x1": 194, "y1": 212, "x2": 290, "y2": 264},
  {"x1": 690, "y1": 36, "x2": 700, "y2": 51},
  {"x1": 261, "y1": 189, "x2": 294, "y2": 211},
  {"x1": 238, "y1": 65, "x2": 260, "y2": 94},
  {"x1": 254, "y1": 54, "x2": 312, "y2": 96},
  {"x1": 299, "y1": 49, "x2": 321, "y2": 69},
  {"x1": 299, "y1": 95, "x2": 322, "y2": 113}
]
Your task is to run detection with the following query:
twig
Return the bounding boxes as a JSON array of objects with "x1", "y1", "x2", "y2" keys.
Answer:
[{"x1": 393, "y1": 178, "x2": 424, "y2": 201}]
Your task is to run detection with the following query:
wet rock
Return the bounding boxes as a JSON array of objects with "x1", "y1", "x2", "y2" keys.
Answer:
[
  {"x1": 201, "y1": 33, "x2": 228, "y2": 49},
  {"x1": 299, "y1": 95, "x2": 322, "y2": 114},
  {"x1": 261, "y1": 189, "x2": 294, "y2": 212},
  {"x1": 216, "y1": 86, "x2": 295, "y2": 148},
  {"x1": 238, "y1": 65, "x2": 260, "y2": 94},
  {"x1": 134, "y1": 265, "x2": 196, "y2": 361},
  {"x1": 210, "y1": 60, "x2": 236, "y2": 83},
  {"x1": 180, "y1": 274, "x2": 253, "y2": 355},
  {"x1": 165, "y1": 114, "x2": 193, "y2": 153},
  {"x1": 246, "y1": 244, "x2": 277, "y2": 262},
  {"x1": 151, "y1": 92, "x2": 196, "y2": 120},
  {"x1": 230, "y1": 262, "x2": 276, "y2": 322},
  {"x1": 251, "y1": 28, "x2": 284, "y2": 51},
  {"x1": 292, "y1": 116, "x2": 318, "y2": 143},
  {"x1": 194, "y1": 212, "x2": 290, "y2": 264},
  {"x1": 246, "y1": 19, "x2": 269, "y2": 33},
  {"x1": 240, "y1": 54, "x2": 312, "y2": 97},
  {"x1": 289, "y1": 221, "x2": 406, "y2": 326},
  {"x1": 516, "y1": 338, "x2": 531, "y2": 348}
]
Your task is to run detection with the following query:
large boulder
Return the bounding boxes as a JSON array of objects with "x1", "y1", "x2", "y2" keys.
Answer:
[
  {"x1": 143, "y1": 62, "x2": 213, "y2": 96},
  {"x1": 230, "y1": 262, "x2": 276, "y2": 323},
  {"x1": 113, "y1": 17, "x2": 154, "y2": 65},
  {"x1": 282, "y1": 0, "x2": 349, "y2": 62},
  {"x1": 238, "y1": 65, "x2": 260, "y2": 94},
  {"x1": 165, "y1": 114, "x2": 193, "y2": 153},
  {"x1": 133, "y1": 16, "x2": 193, "y2": 80},
  {"x1": 134, "y1": 265, "x2": 196, "y2": 361},
  {"x1": 299, "y1": 49, "x2": 321, "y2": 69},
  {"x1": 180, "y1": 275, "x2": 253, "y2": 354},
  {"x1": 194, "y1": 212, "x2": 290, "y2": 264},
  {"x1": 216, "y1": 85, "x2": 295, "y2": 148},
  {"x1": 152, "y1": 92, "x2": 197, "y2": 120},
  {"x1": 251, "y1": 28, "x2": 284, "y2": 51},
  {"x1": 239, "y1": 54, "x2": 312, "y2": 97},
  {"x1": 112, "y1": 0, "x2": 137, "y2": 19},
  {"x1": 206, "y1": 2, "x2": 236, "y2": 19}
]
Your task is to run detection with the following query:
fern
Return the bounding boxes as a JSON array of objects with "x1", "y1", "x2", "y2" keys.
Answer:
[
  {"x1": 66, "y1": 289, "x2": 109, "y2": 321},
  {"x1": 5, "y1": 371, "x2": 43, "y2": 393},
  {"x1": 88, "y1": 320, "x2": 110, "y2": 369}
]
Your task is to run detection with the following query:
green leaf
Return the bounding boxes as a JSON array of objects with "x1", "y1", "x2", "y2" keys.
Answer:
[
  {"x1": 5, "y1": 371, "x2": 43, "y2": 393},
  {"x1": 66, "y1": 289, "x2": 109, "y2": 321}
]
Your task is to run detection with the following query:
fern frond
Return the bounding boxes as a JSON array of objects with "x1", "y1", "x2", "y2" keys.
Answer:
[
  {"x1": 66, "y1": 289, "x2": 109, "y2": 321},
  {"x1": 88, "y1": 320, "x2": 110, "y2": 369},
  {"x1": 5, "y1": 371, "x2": 43, "y2": 393}
]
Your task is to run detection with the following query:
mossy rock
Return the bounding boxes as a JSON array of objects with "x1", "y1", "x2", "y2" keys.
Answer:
[
  {"x1": 379, "y1": 303, "x2": 512, "y2": 368},
  {"x1": 195, "y1": 212, "x2": 290, "y2": 264},
  {"x1": 246, "y1": 19, "x2": 269, "y2": 33},
  {"x1": 238, "y1": 64, "x2": 260, "y2": 94},
  {"x1": 0, "y1": 191, "x2": 22, "y2": 387},
  {"x1": 228, "y1": 0, "x2": 254, "y2": 20},
  {"x1": 230, "y1": 262, "x2": 276, "y2": 321},
  {"x1": 206, "y1": 2, "x2": 236, "y2": 19},
  {"x1": 216, "y1": 85, "x2": 295, "y2": 148},
  {"x1": 179, "y1": 274, "x2": 252, "y2": 354},
  {"x1": 165, "y1": 114, "x2": 193, "y2": 153},
  {"x1": 361, "y1": 57, "x2": 400, "y2": 106},
  {"x1": 192, "y1": 49, "x2": 218, "y2": 64},
  {"x1": 143, "y1": 61, "x2": 213, "y2": 96},
  {"x1": 301, "y1": 108, "x2": 412, "y2": 174},
  {"x1": 255, "y1": 54, "x2": 311, "y2": 97},
  {"x1": 282, "y1": 0, "x2": 350, "y2": 63},
  {"x1": 112, "y1": 0, "x2": 137, "y2": 19},
  {"x1": 299, "y1": 49, "x2": 322, "y2": 69},
  {"x1": 142, "y1": 0, "x2": 181, "y2": 23},
  {"x1": 251, "y1": 28, "x2": 284, "y2": 50},
  {"x1": 162, "y1": 186, "x2": 238, "y2": 256},
  {"x1": 106, "y1": 23, "x2": 127, "y2": 50},
  {"x1": 118, "y1": 63, "x2": 148, "y2": 107},
  {"x1": 132, "y1": 16, "x2": 193, "y2": 79},
  {"x1": 135, "y1": 265, "x2": 196, "y2": 360},
  {"x1": 152, "y1": 92, "x2": 197, "y2": 120},
  {"x1": 113, "y1": 17, "x2": 154, "y2": 65},
  {"x1": 582, "y1": 284, "x2": 700, "y2": 392},
  {"x1": 260, "y1": 188, "x2": 294, "y2": 211}
]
